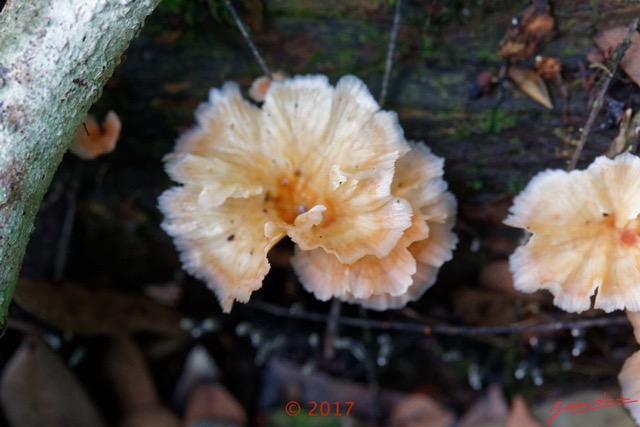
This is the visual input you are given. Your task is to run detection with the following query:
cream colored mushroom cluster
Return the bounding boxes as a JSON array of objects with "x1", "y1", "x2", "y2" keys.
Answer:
[
  {"x1": 159, "y1": 75, "x2": 457, "y2": 313},
  {"x1": 504, "y1": 153, "x2": 640, "y2": 313}
]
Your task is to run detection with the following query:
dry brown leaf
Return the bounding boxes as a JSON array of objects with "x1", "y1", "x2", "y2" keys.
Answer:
[
  {"x1": 607, "y1": 108, "x2": 634, "y2": 157},
  {"x1": 389, "y1": 393, "x2": 455, "y2": 427},
  {"x1": 594, "y1": 26, "x2": 640, "y2": 86},
  {"x1": 534, "y1": 55, "x2": 563, "y2": 80},
  {"x1": 499, "y1": 0, "x2": 555, "y2": 60},
  {"x1": 106, "y1": 337, "x2": 159, "y2": 413},
  {"x1": 0, "y1": 337, "x2": 107, "y2": 427},
  {"x1": 507, "y1": 66, "x2": 553, "y2": 109},
  {"x1": 182, "y1": 383, "x2": 248, "y2": 427},
  {"x1": 174, "y1": 345, "x2": 220, "y2": 406},
  {"x1": 626, "y1": 310, "x2": 640, "y2": 343},
  {"x1": 506, "y1": 396, "x2": 542, "y2": 427},
  {"x1": 524, "y1": 13, "x2": 554, "y2": 37},
  {"x1": 500, "y1": 40, "x2": 528, "y2": 58},
  {"x1": 15, "y1": 278, "x2": 186, "y2": 336},
  {"x1": 458, "y1": 384, "x2": 509, "y2": 427},
  {"x1": 105, "y1": 337, "x2": 180, "y2": 427},
  {"x1": 121, "y1": 407, "x2": 179, "y2": 427}
]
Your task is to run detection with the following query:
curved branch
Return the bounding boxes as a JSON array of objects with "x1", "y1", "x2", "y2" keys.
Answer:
[
  {"x1": 249, "y1": 300, "x2": 631, "y2": 336},
  {"x1": 0, "y1": 0, "x2": 161, "y2": 329}
]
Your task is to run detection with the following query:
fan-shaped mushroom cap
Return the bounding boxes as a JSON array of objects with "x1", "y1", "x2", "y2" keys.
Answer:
[
  {"x1": 159, "y1": 75, "x2": 413, "y2": 312},
  {"x1": 504, "y1": 153, "x2": 640, "y2": 313},
  {"x1": 292, "y1": 143, "x2": 457, "y2": 310}
]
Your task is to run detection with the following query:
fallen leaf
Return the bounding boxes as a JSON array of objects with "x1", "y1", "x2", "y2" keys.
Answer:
[
  {"x1": 14, "y1": 278, "x2": 186, "y2": 336},
  {"x1": 524, "y1": 13, "x2": 555, "y2": 37},
  {"x1": 174, "y1": 345, "x2": 220, "y2": 406},
  {"x1": 499, "y1": 0, "x2": 555, "y2": 60},
  {"x1": 105, "y1": 337, "x2": 180, "y2": 427},
  {"x1": 0, "y1": 336, "x2": 107, "y2": 427},
  {"x1": 508, "y1": 66, "x2": 553, "y2": 109},
  {"x1": 626, "y1": 310, "x2": 640, "y2": 343},
  {"x1": 594, "y1": 26, "x2": 640, "y2": 86},
  {"x1": 506, "y1": 396, "x2": 542, "y2": 427},
  {"x1": 106, "y1": 337, "x2": 159, "y2": 414},
  {"x1": 121, "y1": 408, "x2": 179, "y2": 427},
  {"x1": 182, "y1": 383, "x2": 248, "y2": 427},
  {"x1": 534, "y1": 55, "x2": 563, "y2": 80},
  {"x1": 500, "y1": 40, "x2": 528, "y2": 59},
  {"x1": 458, "y1": 384, "x2": 509, "y2": 427},
  {"x1": 389, "y1": 393, "x2": 455, "y2": 427},
  {"x1": 607, "y1": 108, "x2": 634, "y2": 157},
  {"x1": 619, "y1": 351, "x2": 640, "y2": 426}
]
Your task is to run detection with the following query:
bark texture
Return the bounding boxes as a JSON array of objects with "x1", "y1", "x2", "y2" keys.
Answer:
[{"x1": 0, "y1": 0, "x2": 161, "y2": 328}]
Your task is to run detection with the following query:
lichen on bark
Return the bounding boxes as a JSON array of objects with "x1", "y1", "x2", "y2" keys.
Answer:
[{"x1": 0, "y1": 0, "x2": 161, "y2": 330}]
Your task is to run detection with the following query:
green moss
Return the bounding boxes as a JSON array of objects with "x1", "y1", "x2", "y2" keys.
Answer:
[
  {"x1": 476, "y1": 108, "x2": 517, "y2": 134},
  {"x1": 467, "y1": 179, "x2": 484, "y2": 191}
]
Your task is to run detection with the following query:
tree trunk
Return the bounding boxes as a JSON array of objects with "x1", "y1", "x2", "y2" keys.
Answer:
[{"x1": 0, "y1": 0, "x2": 160, "y2": 329}]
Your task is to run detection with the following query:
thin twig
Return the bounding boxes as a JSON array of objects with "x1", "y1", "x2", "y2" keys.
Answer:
[
  {"x1": 248, "y1": 300, "x2": 630, "y2": 336},
  {"x1": 53, "y1": 161, "x2": 82, "y2": 281},
  {"x1": 379, "y1": 0, "x2": 402, "y2": 107},
  {"x1": 6, "y1": 318, "x2": 42, "y2": 336},
  {"x1": 359, "y1": 307, "x2": 383, "y2": 424},
  {"x1": 568, "y1": 18, "x2": 638, "y2": 170},
  {"x1": 322, "y1": 299, "x2": 342, "y2": 362},
  {"x1": 222, "y1": 0, "x2": 272, "y2": 79}
]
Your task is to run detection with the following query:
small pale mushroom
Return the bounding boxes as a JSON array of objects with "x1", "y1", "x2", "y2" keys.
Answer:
[
  {"x1": 504, "y1": 153, "x2": 640, "y2": 313},
  {"x1": 70, "y1": 111, "x2": 121, "y2": 160},
  {"x1": 248, "y1": 71, "x2": 286, "y2": 103},
  {"x1": 159, "y1": 75, "x2": 413, "y2": 312}
]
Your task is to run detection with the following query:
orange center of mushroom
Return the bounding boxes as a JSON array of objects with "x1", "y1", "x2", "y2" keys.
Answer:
[
  {"x1": 620, "y1": 229, "x2": 638, "y2": 246},
  {"x1": 602, "y1": 214, "x2": 640, "y2": 247},
  {"x1": 269, "y1": 170, "x2": 333, "y2": 225}
]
